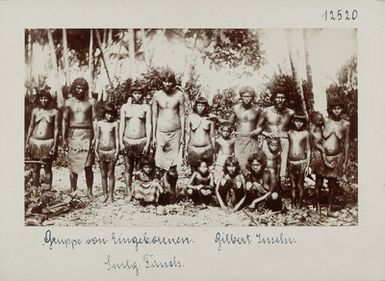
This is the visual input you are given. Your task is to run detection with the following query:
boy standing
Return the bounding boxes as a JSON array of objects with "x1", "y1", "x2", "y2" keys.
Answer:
[{"x1": 287, "y1": 113, "x2": 310, "y2": 209}]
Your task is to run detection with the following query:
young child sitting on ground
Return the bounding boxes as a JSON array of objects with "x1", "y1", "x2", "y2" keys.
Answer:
[
  {"x1": 215, "y1": 156, "x2": 246, "y2": 211},
  {"x1": 287, "y1": 113, "x2": 310, "y2": 209},
  {"x1": 25, "y1": 89, "x2": 59, "y2": 195},
  {"x1": 95, "y1": 103, "x2": 119, "y2": 203},
  {"x1": 186, "y1": 159, "x2": 215, "y2": 205},
  {"x1": 132, "y1": 158, "x2": 164, "y2": 204},
  {"x1": 243, "y1": 150, "x2": 280, "y2": 209},
  {"x1": 215, "y1": 121, "x2": 235, "y2": 176}
]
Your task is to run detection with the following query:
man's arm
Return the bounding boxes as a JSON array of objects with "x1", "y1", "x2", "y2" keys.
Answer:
[
  {"x1": 233, "y1": 175, "x2": 246, "y2": 211},
  {"x1": 343, "y1": 122, "x2": 351, "y2": 172},
  {"x1": 210, "y1": 119, "x2": 216, "y2": 153},
  {"x1": 185, "y1": 115, "x2": 191, "y2": 154},
  {"x1": 251, "y1": 108, "x2": 266, "y2": 137},
  {"x1": 152, "y1": 93, "x2": 158, "y2": 148},
  {"x1": 52, "y1": 109, "x2": 59, "y2": 152},
  {"x1": 215, "y1": 175, "x2": 227, "y2": 210},
  {"x1": 119, "y1": 104, "x2": 126, "y2": 150},
  {"x1": 94, "y1": 121, "x2": 100, "y2": 159},
  {"x1": 114, "y1": 122, "x2": 119, "y2": 156},
  {"x1": 62, "y1": 101, "x2": 69, "y2": 150},
  {"x1": 91, "y1": 98, "x2": 97, "y2": 149},
  {"x1": 144, "y1": 105, "x2": 152, "y2": 154},
  {"x1": 179, "y1": 92, "x2": 186, "y2": 149},
  {"x1": 305, "y1": 132, "x2": 311, "y2": 175},
  {"x1": 25, "y1": 108, "x2": 36, "y2": 148}
]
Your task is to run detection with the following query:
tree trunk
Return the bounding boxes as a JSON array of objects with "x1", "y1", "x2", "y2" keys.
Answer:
[
  {"x1": 285, "y1": 30, "x2": 308, "y2": 117},
  {"x1": 95, "y1": 29, "x2": 113, "y2": 87},
  {"x1": 88, "y1": 29, "x2": 94, "y2": 97},
  {"x1": 141, "y1": 28, "x2": 150, "y2": 71},
  {"x1": 303, "y1": 29, "x2": 314, "y2": 113},
  {"x1": 127, "y1": 29, "x2": 136, "y2": 78},
  {"x1": 47, "y1": 29, "x2": 64, "y2": 107},
  {"x1": 62, "y1": 28, "x2": 71, "y2": 86},
  {"x1": 26, "y1": 29, "x2": 33, "y2": 96}
]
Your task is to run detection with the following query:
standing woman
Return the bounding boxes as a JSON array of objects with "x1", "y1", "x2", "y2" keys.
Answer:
[
  {"x1": 322, "y1": 99, "x2": 350, "y2": 216},
  {"x1": 119, "y1": 83, "x2": 151, "y2": 201},
  {"x1": 185, "y1": 97, "x2": 216, "y2": 172}
]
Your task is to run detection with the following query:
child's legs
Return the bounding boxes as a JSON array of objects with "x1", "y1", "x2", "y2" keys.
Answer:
[
  {"x1": 43, "y1": 160, "x2": 53, "y2": 187},
  {"x1": 69, "y1": 172, "x2": 78, "y2": 192},
  {"x1": 123, "y1": 155, "x2": 134, "y2": 189},
  {"x1": 31, "y1": 163, "x2": 41, "y2": 187},
  {"x1": 327, "y1": 177, "x2": 337, "y2": 214},
  {"x1": 84, "y1": 166, "x2": 94, "y2": 195},
  {"x1": 297, "y1": 168, "x2": 305, "y2": 208},
  {"x1": 315, "y1": 175, "x2": 324, "y2": 211},
  {"x1": 107, "y1": 161, "x2": 116, "y2": 200},
  {"x1": 288, "y1": 166, "x2": 297, "y2": 207},
  {"x1": 99, "y1": 161, "x2": 108, "y2": 196}
]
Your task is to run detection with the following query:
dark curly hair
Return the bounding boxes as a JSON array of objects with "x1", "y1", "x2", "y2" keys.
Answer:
[
  {"x1": 35, "y1": 88, "x2": 53, "y2": 108},
  {"x1": 103, "y1": 103, "x2": 118, "y2": 120},
  {"x1": 193, "y1": 96, "x2": 210, "y2": 116},
  {"x1": 246, "y1": 149, "x2": 267, "y2": 176},
  {"x1": 223, "y1": 156, "x2": 240, "y2": 176}
]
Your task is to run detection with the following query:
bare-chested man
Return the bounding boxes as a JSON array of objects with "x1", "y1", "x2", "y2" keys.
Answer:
[
  {"x1": 256, "y1": 88, "x2": 295, "y2": 184},
  {"x1": 120, "y1": 83, "x2": 151, "y2": 201},
  {"x1": 152, "y1": 70, "x2": 185, "y2": 204},
  {"x1": 322, "y1": 101, "x2": 350, "y2": 216},
  {"x1": 229, "y1": 86, "x2": 262, "y2": 170},
  {"x1": 25, "y1": 89, "x2": 59, "y2": 194},
  {"x1": 186, "y1": 97, "x2": 215, "y2": 172},
  {"x1": 62, "y1": 78, "x2": 96, "y2": 200}
]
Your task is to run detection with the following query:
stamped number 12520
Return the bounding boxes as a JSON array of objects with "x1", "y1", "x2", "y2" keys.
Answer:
[{"x1": 323, "y1": 9, "x2": 358, "y2": 21}]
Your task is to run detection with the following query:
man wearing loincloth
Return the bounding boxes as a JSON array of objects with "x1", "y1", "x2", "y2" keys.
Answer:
[
  {"x1": 229, "y1": 86, "x2": 262, "y2": 171},
  {"x1": 186, "y1": 97, "x2": 215, "y2": 172},
  {"x1": 322, "y1": 100, "x2": 350, "y2": 216},
  {"x1": 152, "y1": 70, "x2": 185, "y2": 204},
  {"x1": 256, "y1": 87, "x2": 294, "y2": 188},
  {"x1": 62, "y1": 78, "x2": 96, "y2": 200},
  {"x1": 119, "y1": 82, "x2": 151, "y2": 201},
  {"x1": 25, "y1": 89, "x2": 59, "y2": 193}
]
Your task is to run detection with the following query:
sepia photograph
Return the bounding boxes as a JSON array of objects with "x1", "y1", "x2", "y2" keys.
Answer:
[{"x1": 24, "y1": 28, "x2": 358, "y2": 227}]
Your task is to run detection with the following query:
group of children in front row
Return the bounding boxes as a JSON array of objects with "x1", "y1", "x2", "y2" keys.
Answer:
[{"x1": 26, "y1": 91, "x2": 346, "y2": 214}]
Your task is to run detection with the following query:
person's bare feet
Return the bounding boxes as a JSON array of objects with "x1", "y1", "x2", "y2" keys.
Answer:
[
  {"x1": 102, "y1": 194, "x2": 108, "y2": 203},
  {"x1": 87, "y1": 192, "x2": 94, "y2": 201},
  {"x1": 126, "y1": 188, "x2": 133, "y2": 202}
]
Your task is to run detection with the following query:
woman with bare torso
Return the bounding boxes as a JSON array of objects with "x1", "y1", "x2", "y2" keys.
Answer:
[
  {"x1": 322, "y1": 102, "x2": 350, "y2": 216},
  {"x1": 25, "y1": 89, "x2": 59, "y2": 193},
  {"x1": 119, "y1": 84, "x2": 151, "y2": 201},
  {"x1": 186, "y1": 97, "x2": 215, "y2": 171}
]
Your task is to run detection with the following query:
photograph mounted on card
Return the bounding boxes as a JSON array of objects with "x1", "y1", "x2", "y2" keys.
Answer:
[{"x1": 24, "y1": 28, "x2": 357, "y2": 227}]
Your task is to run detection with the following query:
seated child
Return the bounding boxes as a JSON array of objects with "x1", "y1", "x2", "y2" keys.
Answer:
[
  {"x1": 215, "y1": 121, "x2": 235, "y2": 176},
  {"x1": 215, "y1": 156, "x2": 246, "y2": 211},
  {"x1": 287, "y1": 113, "x2": 310, "y2": 209},
  {"x1": 132, "y1": 158, "x2": 164, "y2": 204},
  {"x1": 186, "y1": 160, "x2": 215, "y2": 205},
  {"x1": 95, "y1": 103, "x2": 119, "y2": 203}
]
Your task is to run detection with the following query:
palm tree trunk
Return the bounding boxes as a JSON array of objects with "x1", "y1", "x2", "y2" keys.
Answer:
[
  {"x1": 127, "y1": 29, "x2": 136, "y2": 78},
  {"x1": 95, "y1": 29, "x2": 113, "y2": 87},
  {"x1": 26, "y1": 29, "x2": 33, "y2": 96},
  {"x1": 47, "y1": 29, "x2": 63, "y2": 107},
  {"x1": 88, "y1": 29, "x2": 94, "y2": 97},
  {"x1": 303, "y1": 29, "x2": 314, "y2": 113},
  {"x1": 285, "y1": 30, "x2": 308, "y2": 117},
  {"x1": 62, "y1": 28, "x2": 71, "y2": 86}
]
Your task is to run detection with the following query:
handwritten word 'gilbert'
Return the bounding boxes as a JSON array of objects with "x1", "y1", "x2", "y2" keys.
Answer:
[{"x1": 215, "y1": 232, "x2": 296, "y2": 251}]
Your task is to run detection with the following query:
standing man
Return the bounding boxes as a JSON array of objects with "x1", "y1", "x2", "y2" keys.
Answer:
[
  {"x1": 229, "y1": 86, "x2": 262, "y2": 170},
  {"x1": 62, "y1": 78, "x2": 96, "y2": 200},
  {"x1": 152, "y1": 70, "x2": 185, "y2": 203},
  {"x1": 256, "y1": 87, "x2": 295, "y2": 185}
]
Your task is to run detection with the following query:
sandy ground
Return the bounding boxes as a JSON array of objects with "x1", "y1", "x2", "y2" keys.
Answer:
[{"x1": 26, "y1": 160, "x2": 358, "y2": 227}]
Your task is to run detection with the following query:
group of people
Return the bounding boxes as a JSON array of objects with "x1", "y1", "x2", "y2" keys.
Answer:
[{"x1": 25, "y1": 70, "x2": 350, "y2": 216}]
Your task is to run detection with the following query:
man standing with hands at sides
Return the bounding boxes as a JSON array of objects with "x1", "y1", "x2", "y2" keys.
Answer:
[
  {"x1": 62, "y1": 78, "x2": 96, "y2": 200},
  {"x1": 256, "y1": 87, "x2": 295, "y2": 191},
  {"x1": 229, "y1": 86, "x2": 262, "y2": 171},
  {"x1": 152, "y1": 70, "x2": 185, "y2": 204}
]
